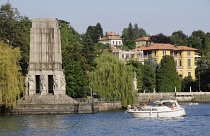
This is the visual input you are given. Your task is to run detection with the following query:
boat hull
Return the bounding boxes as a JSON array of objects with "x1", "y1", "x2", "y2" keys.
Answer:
[{"x1": 127, "y1": 109, "x2": 186, "y2": 118}]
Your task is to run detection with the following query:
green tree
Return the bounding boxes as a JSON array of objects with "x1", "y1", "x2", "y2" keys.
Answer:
[
  {"x1": 150, "y1": 33, "x2": 171, "y2": 43},
  {"x1": 0, "y1": 41, "x2": 24, "y2": 107},
  {"x1": 181, "y1": 76, "x2": 197, "y2": 92},
  {"x1": 95, "y1": 23, "x2": 103, "y2": 39},
  {"x1": 142, "y1": 65, "x2": 156, "y2": 92},
  {"x1": 58, "y1": 19, "x2": 81, "y2": 49},
  {"x1": 62, "y1": 44, "x2": 89, "y2": 98},
  {"x1": 81, "y1": 33, "x2": 97, "y2": 68},
  {"x1": 145, "y1": 55, "x2": 158, "y2": 71},
  {"x1": 156, "y1": 55, "x2": 181, "y2": 92},
  {"x1": 0, "y1": 2, "x2": 31, "y2": 75},
  {"x1": 123, "y1": 40, "x2": 136, "y2": 50},
  {"x1": 85, "y1": 23, "x2": 103, "y2": 43},
  {"x1": 127, "y1": 60, "x2": 143, "y2": 92},
  {"x1": 88, "y1": 50, "x2": 136, "y2": 106},
  {"x1": 196, "y1": 52, "x2": 210, "y2": 91},
  {"x1": 127, "y1": 23, "x2": 134, "y2": 40},
  {"x1": 170, "y1": 30, "x2": 188, "y2": 46},
  {"x1": 133, "y1": 23, "x2": 148, "y2": 40}
]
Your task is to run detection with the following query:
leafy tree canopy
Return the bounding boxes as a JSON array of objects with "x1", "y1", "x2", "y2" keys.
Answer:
[
  {"x1": 0, "y1": 2, "x2": 31, "y2": 75},
  {"x1": 127, "y1": 60, "x2": 143, "y2": 91},
  {"x1": 156, "y1": 55, "x2": 181, "y2": 92},
  {"x1": 62, "y1": 44, "x2": 89, "y2": 98},
  {"x1": 0, "y1": 41, "x2": 24, "y2": 107},
  {"x1": 150, "y1": 33, "x2": 171, "y2": 43},
  {"x1": 88, "y1": 50, "x2": 136, "y2": 106}
]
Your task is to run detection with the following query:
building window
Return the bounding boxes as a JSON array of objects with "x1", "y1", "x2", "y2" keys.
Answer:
[
  {"x1": 187, "y1": 51, "x2": 191, "y2": 56},
  {"x1": 119, "y1": 41, "x2": 121, "y2": 45},
  {"x1": 154, "y1": 51, "x2": 157, "y2": 56},
  {"x1": 188, "y1": 59, "x2": 191, "y2": 66},
  {"x1": 188, "y1": 71, "x2": 191, "y2": 76},
  {"x1": 113, "y1": 41, "x2": 115, "y2": 44},
  {"x1": 179, "y1": 59, "x2": 182, "y2": 66},
  {"x1": 163, "y1": 50, "x2": 166, "y2": 56}
]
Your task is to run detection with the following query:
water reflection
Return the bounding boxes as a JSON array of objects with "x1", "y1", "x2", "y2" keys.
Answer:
[{"x1": 0, "y1": 104, "x2": 210, "y2": 136}]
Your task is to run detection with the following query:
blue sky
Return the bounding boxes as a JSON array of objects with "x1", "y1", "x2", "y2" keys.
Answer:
[{"x1": 1, "y1": 0, "x2": 210, "y2": 36}]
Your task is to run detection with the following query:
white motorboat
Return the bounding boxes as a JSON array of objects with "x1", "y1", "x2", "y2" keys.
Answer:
[{"x1": 126, "y1": 100, "x2": 186, "y2": 118}]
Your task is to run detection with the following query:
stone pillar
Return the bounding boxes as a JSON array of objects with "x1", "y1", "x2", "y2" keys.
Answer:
[{"x1": 26, "y1": 18, "x2": 66, "y2": 96}]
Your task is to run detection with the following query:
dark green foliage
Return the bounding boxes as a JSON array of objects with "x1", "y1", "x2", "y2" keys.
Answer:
[
  {"x1": 95, "y1": 23, "x2": 103, "y2": 39},
  {"x1": 81, "y1": 33, "x2": 97, "y2": 68},
  {"x1": 156, "y1": 55, "x2": 181, "y2": 92},
  {"x1": 145, "y1": 55, "x2": 158, "y2": 71},
  {"x1": 85, "y1": 23, "x2": 103, "y2": 43},
  {"x1": 127, "y1": 60, "x2": 143, "y2": 91},
  {"x1": 150, "y1": 33, "x2": 171, "y2": 43},
  {"x1": 0, "y1": 3, "x2": 31, "y2": 75},
  {"x1": 133, "y1": 23, "x2": 148, "y2": 40},
  {"x1": 62, "y1": 45, "x2": 89, "y2": 98},
  {"x1": 196, "y1": 52, "x2": 210, "y2": 91},
  {"x1": 122, "y1": 23, "x2": 148, "y2": 41},
  {"x1": 58, "y1": 19, "x2": 81, "y2": 48},
  {"x1": 123, "y1": 40, "x2": 136, "y2": 50},
  {"x1": 142, "y1": 65, "x2": 156, "y2": 92},
  {"x1": 181, "y1": 76, "x2": 197, "y2": 92},
  {"x1": 127, "y1": 23, "x2": 134, "y2": 40},
  {"x1": 170, "y1": 30, "x2": 188, "y2": 46}
]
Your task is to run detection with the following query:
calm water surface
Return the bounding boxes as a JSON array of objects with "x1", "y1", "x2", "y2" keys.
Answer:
[{"x1": 1, "y1": 103, "x2": 210, "y2": 136}]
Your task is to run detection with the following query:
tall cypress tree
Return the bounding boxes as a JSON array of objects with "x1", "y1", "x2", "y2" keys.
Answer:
[
  {"x1": 81, "y1": 33, "x2": 97, "y2": 68},
  {"x1": 156, "y1": 55, "x2": 181, "y2": 92}
]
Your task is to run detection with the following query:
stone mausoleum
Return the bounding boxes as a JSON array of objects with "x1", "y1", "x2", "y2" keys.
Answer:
[{"x1": 26, "y1": 18, "x2": 66, "y2": 96}]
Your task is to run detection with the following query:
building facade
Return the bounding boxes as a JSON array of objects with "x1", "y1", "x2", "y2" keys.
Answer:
[
  {"x1": 112, "y1": 48, "x2": 144, "y2": 64},
  {"x1": 98, "y1": 32, "x2": 123, "y2": 48},
  {"x1": 132, "y1": 43, "x2": 198, "y2": 79},
  {"x1": 134, "y1": 37, "x2": 150, "y2": 48}
]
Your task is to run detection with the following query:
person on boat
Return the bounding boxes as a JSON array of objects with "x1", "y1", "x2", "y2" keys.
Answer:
[
  {"x1": 134, "y1": 106, "x2": 137, "y2": 111},
  {"x1": 142, "y1": 103, "x2": 147, "y2": 108},
  {"x1": 171, "y1": 104, "x2": 175, "y2": 110},
  {"x1": 127, "y1": 105, "x2": 131, "y2": 109}
]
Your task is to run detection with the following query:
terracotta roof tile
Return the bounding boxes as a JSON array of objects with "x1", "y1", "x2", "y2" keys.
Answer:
[
  {"x1": 107, "y1": 32, "x2": 119, "y2": 36},
  {"x1": 132, "y1": 43, "x2": 197, "y2": 51},
  {"x1": 135, "y1": 37, "x2": 150, "y2": 41}
]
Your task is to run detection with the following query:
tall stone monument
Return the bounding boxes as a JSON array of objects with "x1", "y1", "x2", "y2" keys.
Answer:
[{"x1": 26, "y1": 18, "x2": 66, "y2": 96}]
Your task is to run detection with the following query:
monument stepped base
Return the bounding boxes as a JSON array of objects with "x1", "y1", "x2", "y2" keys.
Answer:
[
  {"x1": 20, "y1": 94, "x2": 78, "y2": 104},
  {"x1": 6, "y1": 95, "x2": 99, "y2": 115}
]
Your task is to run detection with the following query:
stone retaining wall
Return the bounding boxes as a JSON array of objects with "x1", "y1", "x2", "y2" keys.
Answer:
[
  {"x1": 0, "y1": 103, "x2": 99, "y2": 115},
  {"x1": 137, "y1": 92, "x2": 210, "y2": 103},
  {"x1": 98, "y1": 101, "x2": 122, "y2": 111}
]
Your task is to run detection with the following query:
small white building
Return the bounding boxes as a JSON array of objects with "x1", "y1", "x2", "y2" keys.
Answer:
[
  {"x1": 98, "y1": 32, "x2": 123, "y2": 48},
  {"x1": 112, "y1": 48, "x2": 144, "y2": 64}
]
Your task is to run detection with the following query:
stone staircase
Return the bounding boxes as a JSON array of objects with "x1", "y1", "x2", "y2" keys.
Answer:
[{"x1": 19, "y1": 94, "x2": 78, "y2": 104}]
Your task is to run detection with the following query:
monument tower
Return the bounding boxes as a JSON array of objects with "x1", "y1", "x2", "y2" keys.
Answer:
[{"x1": 26, "y1": 18, "x2": 66, "y2": 96}]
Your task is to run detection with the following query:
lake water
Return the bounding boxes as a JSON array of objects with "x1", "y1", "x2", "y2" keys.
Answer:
[{"x1": 0, "y1": 103, "x2": 210, "y2": 136}]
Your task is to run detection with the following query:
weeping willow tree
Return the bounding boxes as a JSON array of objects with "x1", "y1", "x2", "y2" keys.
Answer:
[
  {"x1": 88, "y1": 50, "x2": 136, "y2": 107},
  {"x1": 0, "y1": 41, "x2": 24, "y2": 107}
]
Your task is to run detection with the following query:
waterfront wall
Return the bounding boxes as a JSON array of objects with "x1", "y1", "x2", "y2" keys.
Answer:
[
  {"x1": 137, "y1": 92, "x2": 210, "y2": 103},
  {"x1": 0, "y1": 98, "x2": 99, "y2": 115},
  {"x1": 98, "y1": 101, "x2": 122, "y2": 111}
]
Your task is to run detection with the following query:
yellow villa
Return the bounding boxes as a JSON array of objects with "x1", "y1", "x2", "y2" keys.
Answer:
[
  {"x1": 133, "y1": 43, "x2": 198, "y2": 79},
  {"x1": 134, "y1": 37, "x2": 150, "y2": 48}
]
